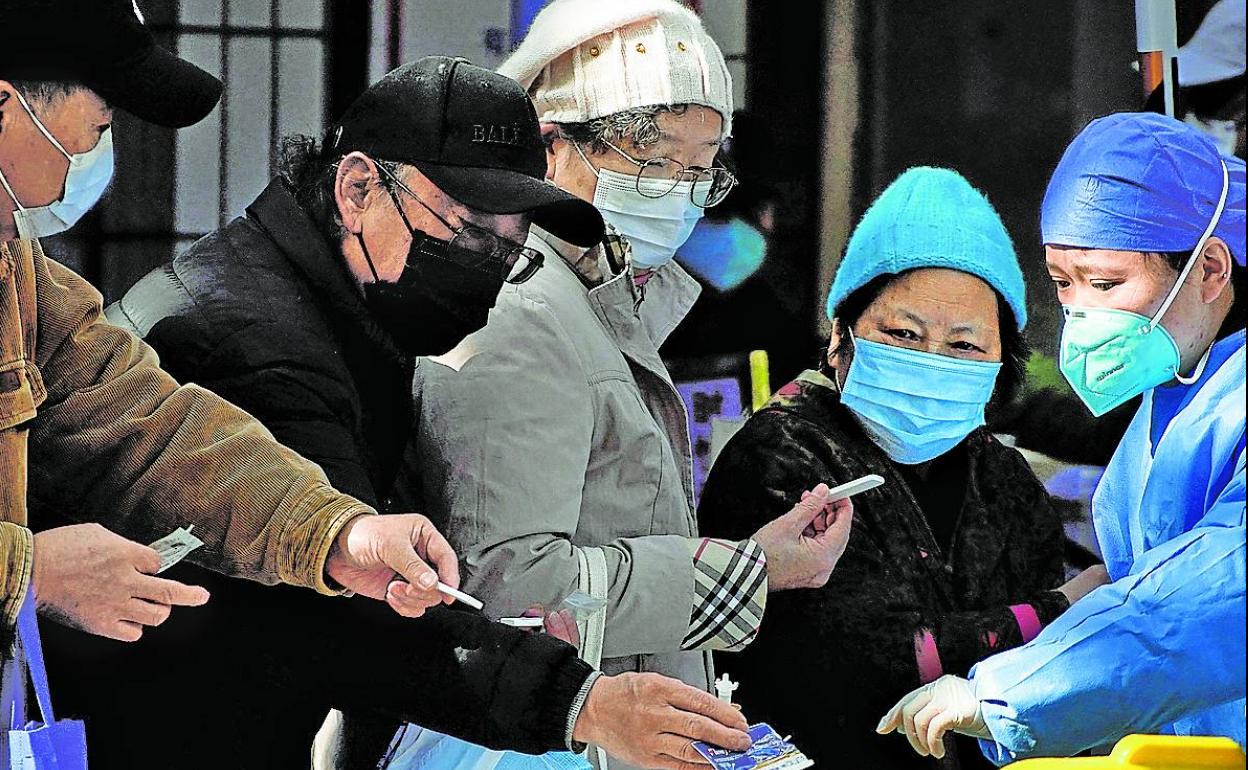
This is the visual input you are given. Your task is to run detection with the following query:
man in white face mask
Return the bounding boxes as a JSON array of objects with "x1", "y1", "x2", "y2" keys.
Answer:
[
  {"x1": 0, "y1": 85, "x2": 114, "y2": 241},
  {"x1": 0, "y1": 0, "x2": 492, "y2": 661},
  {"x1": 403, "y1": 2, "x2": 854, "y2": 768}
]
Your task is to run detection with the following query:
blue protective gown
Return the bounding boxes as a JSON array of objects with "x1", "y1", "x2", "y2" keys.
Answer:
[{"x1": 969, "y1": 329, "x2": 1247, "y2": 765}]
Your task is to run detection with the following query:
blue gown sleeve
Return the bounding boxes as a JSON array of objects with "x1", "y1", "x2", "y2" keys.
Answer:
[{"x1": 968, "y1": 449, "x2": 1246, "y2": 765}]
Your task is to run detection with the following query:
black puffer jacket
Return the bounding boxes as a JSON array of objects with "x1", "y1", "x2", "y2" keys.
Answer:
[
  {"x1": 698, "y1": 369, "x2": 1070, "y2": 770},
  {"x1": 43, "y1": 179, "x2": 592, "y2": 769},
  {"x1": 110, "y1": 180, "x2": 414, "y2": 508}
]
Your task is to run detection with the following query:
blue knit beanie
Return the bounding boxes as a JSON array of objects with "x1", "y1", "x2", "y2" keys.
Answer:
[{"x1": 825, "y1": 167, "x2": 1028, "y2": 330}]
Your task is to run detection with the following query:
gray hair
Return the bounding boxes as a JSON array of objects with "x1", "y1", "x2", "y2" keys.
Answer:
[
  {"x1": 7, "y1": 80, "x2": 81, "y2": 109},
  {"x1": 276, "y1": 130, "x2": 412, "y2": 246},
  {"x1": 555, "y1": 104, "x2": 690, "y2": 154}
]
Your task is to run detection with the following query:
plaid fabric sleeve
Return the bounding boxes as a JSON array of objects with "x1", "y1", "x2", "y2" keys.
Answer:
[{"x1": 681, "y1": 537, "x2": 769, "y2": 652}]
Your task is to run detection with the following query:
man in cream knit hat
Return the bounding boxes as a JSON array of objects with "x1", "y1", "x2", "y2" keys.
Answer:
[{"x1": 400, "y1": 2, "x2": 854, "y2": 768}]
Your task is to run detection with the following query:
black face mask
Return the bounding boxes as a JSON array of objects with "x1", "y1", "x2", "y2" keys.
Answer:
[{"x1": 357, "y1": 191, "x2": 506, "y2": 357}]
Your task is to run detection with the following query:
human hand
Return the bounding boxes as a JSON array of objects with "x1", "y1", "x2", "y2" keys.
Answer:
[
  {"x1": 32, "y1": 523, "x2": 210, "y2": 642},
  {"x1": 877, "y1": 675, "x2": 989, "y2": 759},
  {"x1": 324, "y1": 513, "x2": 460, "y2": 617},
  {"x1": 573, "y1": 672, "x2": 751, "y2": 770},
  {"x1": 751, "y1": 483, "x2": 854, "y2": 591},
  {"x1": 1056, "y1": 564, "x2": 1110, "y2": 605},
  {"x1": 518, "y1": 605, "x2": 581, "y2": 646}
]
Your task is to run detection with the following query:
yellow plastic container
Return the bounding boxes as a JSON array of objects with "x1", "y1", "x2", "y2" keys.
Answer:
[{"x1": 1007, "y1": 735, "x2": 1246, "y2": 769}]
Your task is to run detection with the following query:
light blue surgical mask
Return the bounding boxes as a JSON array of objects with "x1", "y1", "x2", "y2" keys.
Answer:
[
  {"x1": 676, "y1": 217, "x2": 767, "y2": 291},
  {"x1": 837, "y1": 332, "x2": 1002, "y2": 465},
  {"x1": 573, "y1": 143, "x2": 706, "y2": 269},
  {"x1": 1058, "y1": 159, "x2": 1229, "y2": 417},
  {"x1": 0, "y1": 89, "x2": 114, "y2": 240}
]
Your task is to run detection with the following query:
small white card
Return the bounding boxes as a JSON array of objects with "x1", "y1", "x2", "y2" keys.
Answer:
[{"x1": 148, "y1": 525, "x2": 204, "y2": 574}]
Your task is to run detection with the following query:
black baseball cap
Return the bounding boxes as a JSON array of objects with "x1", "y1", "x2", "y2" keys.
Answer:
[
  {"x1": 0, "y1": 0, "x2": 223, "y2": 128},
  {"x1": 331, "y1": 56, "x2": 604, "y2": 247}
]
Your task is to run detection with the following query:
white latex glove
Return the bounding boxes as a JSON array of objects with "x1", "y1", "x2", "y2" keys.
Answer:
[{"x1": 877, "y1": 675, "x2": 990, "y2": 758}]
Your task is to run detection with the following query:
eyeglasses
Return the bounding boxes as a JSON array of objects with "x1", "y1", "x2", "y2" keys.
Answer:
[
  {"x1": 376, "y1": 163, "x2": 544, "y2": 284},
  {"x1": 575, "y1": 139, "x2": 738, "y2": 208}
]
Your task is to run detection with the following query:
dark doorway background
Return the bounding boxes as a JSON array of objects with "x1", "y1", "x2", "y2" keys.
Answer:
[
  {"x1": 44, "y1": 0, "x2": 371, "y2": 304},
  {"x1": 40, "y1": 0, "x2": 1220, "y2": 363}
]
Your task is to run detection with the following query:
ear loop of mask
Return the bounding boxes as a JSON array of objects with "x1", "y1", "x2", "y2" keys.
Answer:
[
  {"x1": 355, "y1": 166, "x2": 419, "y2": 284},
  {"x1": 0, "y1": 89, "x2": 88, "y2": 218},
  {"x1": 0, "y1": 164, "x2": 26, "y2": 214},
  {"x1": 12, "y1": 89, "x2": 74, "y2": 161},
  {"x1": 830, "y1": 326, "x2": 858, "y2": 392},
  {"x1": 570, "y1": 140, "x2": 601, "y2": 180},
  {"x1": 1151, "y1": 159, "x2": 1229, "y2": 385},
  {"x1": 357, "y1": 229, "x2": 383, "y2": 284}
]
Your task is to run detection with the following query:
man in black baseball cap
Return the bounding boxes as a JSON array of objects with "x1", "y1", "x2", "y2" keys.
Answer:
[
  {"x1": 2, "y1": 0, "x2": 514, "y2": 716},
  {"x1": 0, "y1": 10, "x2": 734, "y2": 770},
  {"x1": 81, "y1": 57, "x2": 744, "y2": 769}
]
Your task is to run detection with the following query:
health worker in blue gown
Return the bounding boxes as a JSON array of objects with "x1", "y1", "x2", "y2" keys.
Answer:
[{"x1": 877, "y1": 112, "x2": 1247, "y2": 764}]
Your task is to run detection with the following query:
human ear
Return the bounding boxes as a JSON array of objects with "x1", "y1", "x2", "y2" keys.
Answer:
[
  {"x1": 335, "y1": 152, "x2": 378, "y2": 235},
  {"x1": 1198, "y1": 237, "x2": 1234, "y2": 304}
]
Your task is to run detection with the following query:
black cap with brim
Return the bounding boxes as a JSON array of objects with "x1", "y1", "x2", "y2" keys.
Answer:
[
  {"x1": 417, "y1": 162, "x2": 604, "y2": 247},
  {"x1": 86, "y1": 46, "x2": 223, "y2": 129},
  {"x1": 0, "y1": 0, "x2": 223, "y2": 129},
  {"x1": 333, "y1": 57, "x2": 605, "y2": 248}
]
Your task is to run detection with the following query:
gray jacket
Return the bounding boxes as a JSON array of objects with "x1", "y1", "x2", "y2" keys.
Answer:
[{"x1": 412, "y1": 228, "x2": 714, "y2": 694}]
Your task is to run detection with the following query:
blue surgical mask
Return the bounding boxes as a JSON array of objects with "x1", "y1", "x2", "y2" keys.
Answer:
[
  {"x1": 1058, "y1": 159, "x2": 1229, "y2": 417},
  {"x1": 573, "y1": 143, "x2": 706, "y2": 269},
  {"x1": 0, "y1": 89, "x2": 115, "y2": 240},
  {"x1": 838, "y1": 333, "x2": 1002, "y2": 465},
  {"x1": 676, "y1": 217, "x2": 767, "y2": 291},
  {"x1": 590, "y1": 169, "x2": 706, "y2": 269}
]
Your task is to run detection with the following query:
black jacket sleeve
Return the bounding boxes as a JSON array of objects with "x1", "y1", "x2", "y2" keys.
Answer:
[
  {"x1": 150, "y1": 317, "x2": 379, "y2": 505},
  {"x1": 291, "y1": 595, "x2": 593, "y2": 754},
  {"x1": 143, "y1": 315, "x2": 593, "y2": 754},
  {"x1": 699, "y1": 409, "x2": 1068, "y2": 761}
]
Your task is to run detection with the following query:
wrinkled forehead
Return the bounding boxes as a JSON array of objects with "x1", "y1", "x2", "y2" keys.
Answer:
[
  {"x1": 869, "y1": 269, "x2": 1003, "y2": 328},
  {"x1": 655, "y1": 107, "x2": 725, "y2": 144}
]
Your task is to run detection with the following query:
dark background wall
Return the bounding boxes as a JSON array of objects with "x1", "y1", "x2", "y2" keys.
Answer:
[
  {"x1": 39, "y1": 0, "x2": 1222, "y2": 372},
  {"x1": 856, "y1": 0, "x2": 1218, "y2": 356}
]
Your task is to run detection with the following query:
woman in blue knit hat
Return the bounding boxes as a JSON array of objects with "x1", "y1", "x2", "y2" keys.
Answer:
[
  {"x1": 697, "y1": 167, "x2": 1103, "y2": 770},
  {"x1": 881, "y1": 113, "x2": 1245, "y2": 765}
]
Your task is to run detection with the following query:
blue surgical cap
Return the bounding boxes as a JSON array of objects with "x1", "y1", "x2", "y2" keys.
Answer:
[{"x1": 1042, "y1": 112, "x2": 1246, "y2": 265}]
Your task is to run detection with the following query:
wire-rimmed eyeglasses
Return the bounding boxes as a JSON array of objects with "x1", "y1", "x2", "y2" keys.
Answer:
[
  {"x1": 377, "y1": 162, "x2": 544, "y2": 284},
  {"x1": 573, "y1": 139, "x2": 738, "y2": 208}
]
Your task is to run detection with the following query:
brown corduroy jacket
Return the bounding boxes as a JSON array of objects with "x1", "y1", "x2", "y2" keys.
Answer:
[{"x1": 0, "y1": 237, "x2": 373, "y2": 630}]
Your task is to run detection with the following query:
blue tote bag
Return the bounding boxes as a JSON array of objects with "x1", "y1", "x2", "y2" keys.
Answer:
[
  {"x1": 383, "y1": 724, "x2": 591, "y2": 770},
  {"x1": 0, "y1": 590, "x2": 87, "y2": 769}
]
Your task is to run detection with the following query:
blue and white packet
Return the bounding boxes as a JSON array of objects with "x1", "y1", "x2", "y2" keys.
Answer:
[{"x1": 692, "y1": 724, "x2": 813, "y2": 770}]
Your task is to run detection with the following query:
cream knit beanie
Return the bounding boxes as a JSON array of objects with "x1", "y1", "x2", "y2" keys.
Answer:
[{"x1": 499, "y1": 0, "x2": 733, "y2": 136}]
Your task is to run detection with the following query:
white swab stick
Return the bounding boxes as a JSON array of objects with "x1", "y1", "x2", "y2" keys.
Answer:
[
  {"x1": 826, "y1": 474, "x2": 885, "y2": 501},
  {"x1": 437, "y1": 582, "x2": 484, "y2": 610}
]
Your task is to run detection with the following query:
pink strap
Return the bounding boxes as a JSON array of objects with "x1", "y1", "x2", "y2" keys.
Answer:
[
  {"x1": 914, "y1": 628, "x2": 943, "y2": 684},
  {"x1": 1010, "y1": 603, "x2": 1043, "y2": 643}
]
